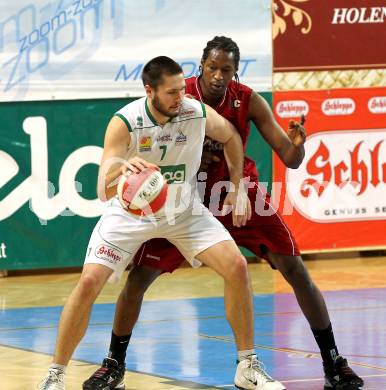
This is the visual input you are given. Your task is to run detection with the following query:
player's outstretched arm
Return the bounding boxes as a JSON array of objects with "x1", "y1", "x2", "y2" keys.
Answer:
[{"x1": 248, "y1": 92, "x2": 306, "y2": 168}]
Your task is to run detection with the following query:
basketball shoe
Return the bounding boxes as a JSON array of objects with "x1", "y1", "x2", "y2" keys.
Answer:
[
  {"x1": 38, "y1": 368, "x2": 65, "y2": 390},
  {"x1": 83, "y1": 357, "x2": 125, "y2": 389},
  {"x1": 234, "y1": 354, "x2": 286, "y2": 389},
  {"x1": 324, "y1": 355, "x2": 364, "y2": 390}
]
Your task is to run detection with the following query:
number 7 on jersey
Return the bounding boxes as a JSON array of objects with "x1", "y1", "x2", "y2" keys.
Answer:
[{"x1": 159, "y1": 145, "x2": 167, "y2": 160}]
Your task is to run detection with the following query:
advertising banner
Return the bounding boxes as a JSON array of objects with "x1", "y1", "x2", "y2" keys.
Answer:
[
  {"x1": 273, "y1": 0, "x2": 386, "y2": 72},
  {"x1": 273, "y1": 88, "x2": 386, "y2": 251},
  {"x1": 0, "y1": 0, "x2": 272, "y2": 102},
  {"x1": 0, "y1": 98, "x2": 118, "y2": 270}
]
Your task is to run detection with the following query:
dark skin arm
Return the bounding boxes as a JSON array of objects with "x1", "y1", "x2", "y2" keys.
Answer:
[
  {"x1": 248, "y1": 92, "x2": 306, "y2": 169},
  {"x1": 199, "y1": 92, "x2": 306, "y2": 171}
]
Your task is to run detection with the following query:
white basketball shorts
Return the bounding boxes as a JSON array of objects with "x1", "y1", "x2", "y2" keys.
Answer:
[{"x1": 84, "y1": 198, "x2": 233, "y2": 283}]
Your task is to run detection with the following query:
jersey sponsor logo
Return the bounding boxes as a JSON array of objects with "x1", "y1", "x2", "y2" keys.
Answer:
[
  {"x1": 179, "y1": 108, "x2": 195, "y2": 118},
  {"x1": 205, "y1": 139, "x2": 223, "y2": 151},
  {"x1": 156, "y1": 134, "x2": 172, "y2": 143},
  {"x1": 160, "y1": 164, "x2": 186, "y2": 184},
  {"x1": 139, "y1": 136, "x2": 152, "y2": 152},
  {"x1": 95, "y1": 244, "x2": 122, "y2": 264},
  {"x1": 276, "y1": 100, "x2": 309, "y2": 118},
  {"x1": 321, "y1": 98, "x2": 355, "y2": 116},
  {"x1": 175, "y1": 130, "x2": 187, "y2": 145},
  {"x1": 146, "y1": 254, "x2": 161, "y2": 261},
  {"x1": 368, "y1": 96, "x2": 386, "y2": 114}
]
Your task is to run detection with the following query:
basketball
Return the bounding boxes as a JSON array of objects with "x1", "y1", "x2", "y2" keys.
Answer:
[{"x1": 117, "y1": 167, "x2": 168, "y2": 216}]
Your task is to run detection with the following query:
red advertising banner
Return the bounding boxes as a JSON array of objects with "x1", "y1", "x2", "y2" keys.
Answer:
[
  {"x1": 273, "y1": 0, "x2": 386, "y2": 71},
  {"x1": 273, "y1": 88, "x2": 386, "y2": 251}
]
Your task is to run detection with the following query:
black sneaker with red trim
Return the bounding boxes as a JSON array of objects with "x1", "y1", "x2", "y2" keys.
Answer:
[
  {"x1": 83, "y1": 357, "x2": 125, "y2": 389},
  {"x1": 324, "y1": 356, "x2": 364, "y2": 390}
]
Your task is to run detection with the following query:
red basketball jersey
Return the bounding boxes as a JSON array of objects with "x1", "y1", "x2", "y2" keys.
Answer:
[{"x1": 185, "y1": 76, "x2": 259, "y2": 197}]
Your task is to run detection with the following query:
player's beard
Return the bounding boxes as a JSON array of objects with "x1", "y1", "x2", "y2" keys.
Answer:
[{"x1": 152, "y1": 95, "x2": 179, "y2": 119}]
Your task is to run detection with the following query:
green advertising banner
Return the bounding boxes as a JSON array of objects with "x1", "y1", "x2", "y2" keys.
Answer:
[{"x1": 0, "y1": 94, "x2": 272, "y2": 270}]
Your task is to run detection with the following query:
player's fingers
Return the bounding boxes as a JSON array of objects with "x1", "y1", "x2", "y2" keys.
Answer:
[
  {"x1": 231, "y1": 201, "x2": 240, "y2": 227},
  {"x1": 222, "y1": 204, "x2": 233, "y2": 217},
  {"x1": 127, "y1": 157, "x2": 148, "y2": 172},
  {"x1": 235, "y1": 196, "x2": 247, "y2": 226},
  {"x1": 126, "y1": 162, "x2": 141, "y2": 173},
  {"x1": 293, "y1": 125, "x2": 306, "y2": 137},
  {"x1": 295, "y1": 126, "x2": 307, "y2": 140},
  {"x1": 237, "y1": 199, "x2": 247, "y2": 226},
  {"x1": 247, "y1": 198, "x2": 252, "y2": 221},
  {"x1": 132, "y1": 157, "x2": 159, "y2": 171},
  {"x1": 120, "y1": 164, "x2": 130, "y2": 175},
  {"x1": 231, "y1": 206, "x2": 236, "y2": 226},
  {"x1": 212, "y1": 155, "x2": 221, "y2": 162},
  {"x1": 289, "y1": 118, "x2": 306, "y2": 130},
  {"x1": 240, "y1": 212, "x2": 247, "y2": 227},
  {"x1": 146, "y1": 162, "x2": 160, "y2": 171},
  {"x1": 241, "y1": 198, "x2": 251, "y2": 226}
]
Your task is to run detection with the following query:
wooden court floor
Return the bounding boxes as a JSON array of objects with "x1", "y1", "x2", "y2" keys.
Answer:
[{"x1": 1, "y1": 254, "x2": 386, "y2": 389}]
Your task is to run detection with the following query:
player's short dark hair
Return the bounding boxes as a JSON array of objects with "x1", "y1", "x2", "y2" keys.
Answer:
[
  {"x1": 202, "y1": 36, "x2": 240, "y2": 71},
  {"x1": 142, "y1": 56, "x2": 183, "y2": 89}
]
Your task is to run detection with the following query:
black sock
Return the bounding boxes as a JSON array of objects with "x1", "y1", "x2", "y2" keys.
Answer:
[
  {"x1": 108, "y1": 331, "x2": 132, "y2": 365},
  {"x1": 312, "y1": 323, "x2": 339, "y2": 367}
]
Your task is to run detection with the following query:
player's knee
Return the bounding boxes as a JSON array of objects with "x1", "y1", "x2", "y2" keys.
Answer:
[
  {"x1": 281, "y1": 257, "x2": 311, "y2": 285},
  {"x1": 122, "y1": 278, "x2": 147, "y2": 300},
  {"x1": 225, "y1": 254, "x2": 249, "y2": 282},
  {"x1": 123, "y1": 267, "x2": 159, "y2": 299},
  {"x1": 77, "y1": 272, "x2": 104, "y2": 301}
]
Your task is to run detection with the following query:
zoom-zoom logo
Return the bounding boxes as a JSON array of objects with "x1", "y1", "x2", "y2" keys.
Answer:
[
  {"x1": 0, "y1": 0, "x2": 122, "y2": 95},
  {"x1": 160, "y1": 164, "x2": 186, "y2": 184}
]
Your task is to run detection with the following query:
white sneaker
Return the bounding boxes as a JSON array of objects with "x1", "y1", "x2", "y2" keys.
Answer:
[
  {"x1": 37, "y1": 368, "x2": 65, "y2": 390},
  {"x1": 234, "y1": 355, "x2": 286, "y2": 390}
]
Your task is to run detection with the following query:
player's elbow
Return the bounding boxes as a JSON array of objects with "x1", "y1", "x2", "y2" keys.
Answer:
[
  {"x1": 97, "y1": 184, "x2": 114, "y2": 202},
  {"x1": 283, "y1": 152, "x2": 304, "y2": 169},
  {"x1": 286, "y1": 159, "x2": 302, "y2": 169},
  {"x1": 97, "y1": 186, "x2": 108, "y2": 202}
]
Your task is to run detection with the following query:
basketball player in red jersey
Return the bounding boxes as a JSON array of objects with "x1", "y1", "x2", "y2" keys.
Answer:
[{"x1": 84, "y1": 37, "x2": 364, "y2": 390}]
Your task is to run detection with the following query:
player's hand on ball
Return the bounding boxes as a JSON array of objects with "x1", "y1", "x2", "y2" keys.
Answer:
[
  {"x1": 117, "y1": 165, "x2": 167, "y2": 216},
  {"x1": 288, "y1": 114, "x2": 306, "y2": 147},
  {"x1": 121, "y1": 157, "x2": 159, "y2": 175}
]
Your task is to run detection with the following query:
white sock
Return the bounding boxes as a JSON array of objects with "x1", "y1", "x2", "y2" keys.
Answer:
[
  {"x1": 50, "y1": 363, "x2": 67, "y2": 373},
  {"x1": 238, "y1": 349, "x2": 256, "y2": 361}
]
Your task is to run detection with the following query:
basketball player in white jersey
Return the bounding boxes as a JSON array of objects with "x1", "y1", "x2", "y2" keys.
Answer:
[{"x1": 38, "y1": 56, "x2": 277, "y2": 390}]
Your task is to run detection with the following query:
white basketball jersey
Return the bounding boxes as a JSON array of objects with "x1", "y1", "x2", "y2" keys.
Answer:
[{"x1": 115, "y1": 97, "x2": 206, "y2": 214}]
